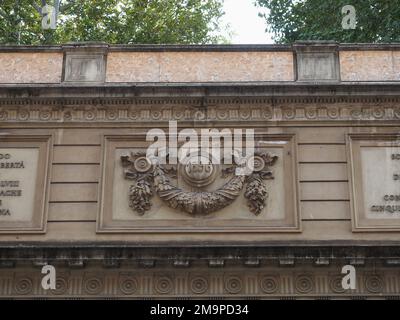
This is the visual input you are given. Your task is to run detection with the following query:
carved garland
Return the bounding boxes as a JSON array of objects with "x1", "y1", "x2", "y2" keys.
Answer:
[{"x1": 121, "y1": 151, "x2": 278, "y2": 216}]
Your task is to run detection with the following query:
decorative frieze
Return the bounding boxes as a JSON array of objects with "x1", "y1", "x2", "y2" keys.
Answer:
[
  {"x1": 0, "y1": 266, "x2": 397, "y2": 298},
  {"x1": 0, "y1": 103, "x2": 399, "y2": 123}
]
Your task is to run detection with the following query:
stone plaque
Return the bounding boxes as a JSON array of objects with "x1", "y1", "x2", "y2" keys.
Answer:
[
  {"x1": 98, "y1": 133, "x2": 300, "y2": 233},
  {"x1": 348, "y1": 134, "x2": 400, "y2": 231},
  {"x1": 64, "y1": 54, "x2": 106, "y2": 82},
  {"x1": 294, "y1": 42, "x2": 339, "y2": 82},
  {"x1": 0, "y1": 136, "x2": 52, "y2": 233},
  {"x1": 62, "y1": 44, "x2": 108, "y2": 83}
]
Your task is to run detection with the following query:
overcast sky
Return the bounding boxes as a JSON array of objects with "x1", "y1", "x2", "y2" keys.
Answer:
[{"x1": 222, "y1": 0, "x2": 273, "y2": 44}]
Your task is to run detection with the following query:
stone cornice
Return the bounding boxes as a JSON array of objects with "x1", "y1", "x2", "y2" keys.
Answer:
[
  {"x1": 0, "y1": 243, "x2": 399, "y2": 267},
  {"x1": 1, "y1": 83, "x2": 400, "y2": 101},
  {"x1": 0, "y1": 83, "x2": 399, "y2": 123},
  {"x1": 2, "y1": 43, "x2": 400, "y2": 52}
]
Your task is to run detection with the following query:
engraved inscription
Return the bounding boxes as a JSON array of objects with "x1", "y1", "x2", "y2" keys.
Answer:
[
  {"x1": 369, "y1": 153, "x2": 400, "y2": 214},
  {"x1": 0, "y1": 149, "x2": 39, "y2": 221},
  {"x1": 361, "y1": 147, "x2": 400, "y2": 219}
]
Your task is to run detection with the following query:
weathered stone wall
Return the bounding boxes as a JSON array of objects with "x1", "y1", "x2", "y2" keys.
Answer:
[
  {"x1": 340, "y1": 50, "x2": 400, "y2": 81},
  {"x1": 106, "y1": 51, "x2": 294, "y2": 82},
  {"x1": 0, "y1": 52, "x2": 62, "y2": 83}
]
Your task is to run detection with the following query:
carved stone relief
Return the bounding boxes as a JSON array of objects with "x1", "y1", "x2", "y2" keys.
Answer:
[
  {"x1": 98, "y1": 134, "x2": 300, "y2": 233},
  {"x1": 121, "y1": 151, "x2": 278, "y2": 216}
]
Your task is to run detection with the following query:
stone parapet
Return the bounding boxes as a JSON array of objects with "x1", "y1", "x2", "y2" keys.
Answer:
[{"x1": 0, "y1": 42, "x2": 400, "y2": 84}]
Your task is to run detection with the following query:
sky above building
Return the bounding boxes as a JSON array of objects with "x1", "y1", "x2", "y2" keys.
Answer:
[{"x1": 222, "y1": 0, "x2": 273, "y2": 44}]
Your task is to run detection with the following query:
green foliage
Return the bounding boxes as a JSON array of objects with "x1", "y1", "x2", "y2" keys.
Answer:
[
  {"x1": 255, "y1": 0, "x2": 400, "y2": 43},
  {"x1": 0, "y1": 0, "x2": 226, "y2": 44}
]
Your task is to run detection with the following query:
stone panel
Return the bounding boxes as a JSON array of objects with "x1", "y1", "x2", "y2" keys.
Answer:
[
  {"x1": 294, "y1": 42, "x2": 339, "y2": 81},
  {"x1": 98, "y1": 133, "x2": 300, "y2": 233},
  {"x1": 63, "y1": 45, "x2": 107, "y2": 83},
  {"x1": 0, "y1": 135, "x2": 52, "y2": 233},
  {"x1": 106, "y1": 51, "x2": 294, "y2": 82},
  {"x1": 348, "y1": 133, "x2": 400, "y2": 231},
  {"x1": 0, "y1": 53, "x2": 62, "y2": 83},
  {"x1": 340, "y1": 51, "x2": 400, "y2": 81}
]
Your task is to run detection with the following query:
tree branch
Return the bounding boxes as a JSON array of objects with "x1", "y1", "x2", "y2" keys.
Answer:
[
  {"x1": 32, "y1": 3, "x2": 43, "y2": 15},
  {"x1": 0, "y1": 7, "x2": 7, "y2": 18},
  {"x1": 54, "y1": 0, "x2": 60, "y2": 15}
]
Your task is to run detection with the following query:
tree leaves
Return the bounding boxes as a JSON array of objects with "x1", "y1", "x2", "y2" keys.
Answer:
[
  {"x1": 255, "y1": 0, "x2": 400, "y2": 43},
  {"x1": 0, "y1": 0, "x2": 226, "y2": 44}
]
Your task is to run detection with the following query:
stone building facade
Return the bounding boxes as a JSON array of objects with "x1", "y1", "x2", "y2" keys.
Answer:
[{"x1": 0, "y1": 42, "x2": 399, "y2": 299}]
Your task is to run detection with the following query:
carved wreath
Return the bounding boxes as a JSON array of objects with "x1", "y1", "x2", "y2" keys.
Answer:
[{"x1": 121, "y1": 151, "x2": 278, "y2": 216}]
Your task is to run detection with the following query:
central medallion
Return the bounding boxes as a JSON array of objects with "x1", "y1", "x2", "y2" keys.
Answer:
[{"x1": 179, "y1": 154, "x2": 217, "y2": 188}]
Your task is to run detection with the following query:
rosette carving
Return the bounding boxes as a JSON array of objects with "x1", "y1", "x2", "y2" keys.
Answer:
[
  {"x1": 121, "y1": 150, "x2": 277, "y2": 216},
  {"x1": 121, "y1": 153, "x2": 154, "y2": 215}
]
